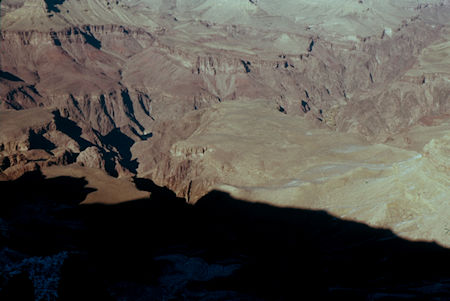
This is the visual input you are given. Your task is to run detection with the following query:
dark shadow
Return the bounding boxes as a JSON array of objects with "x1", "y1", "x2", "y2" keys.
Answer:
[
  {"x1": 57, "y1": 254, "x2": 115, "y2": 301},
  {"x1": 101, "y1": 150, "x2": 119, "y2": 178},
  {"x1": 28, "y1": 130, "x2": 56, "y2": 151},
  {"x1": 241, "y1": 60, "x2": 251, "y2": 73},
  {"x1": 0, "y1": 172, "x2": 449, "y2": 300},
  {"x1": 121, "y1": 89, "x2": 145, "y2": 132},
  {"x1": 137, "y1": 93, "x2": 152, "y2": 118},
  {"x1": 193, "y1": 191, "x2": 450, "y2": 299},
  {"x1": 5, "y1": 85, "x2": 40, "y2": 110},
  {"x1": 43, "y1": 0, "x2": 65, "y2": 13},
  {"x1": 130, "y1": 126, "x2": 153, "y2": 141},
  {"x1": 0, "y1": 169, "x2": 95, "y2": 210},
  {"x1": 99, "y1": 94, "x2": 117, "y2": 128},
  {"x1": 0, "y1": 272, "x2": 34, "y2": 301},
  {"x1": 70, "y1": 190, "x2": 450, "y2": 300},
  {"x1": 133, "y1": 177, "x2": 184, "y2": 203},
  {"x1": 0, "y1": 70, "x2": 24, "y2": 82},
  {"x1": 52, "y1": 111, "x2": 92, "y2": 151},
  {"x1": 50, "y1": 31, "x2": 62, "y2": 46},
  {"x1": 80, "y1": 28, "x2": 101, "y2": 50},
  {"x1": 0, "y1": 156, "x2": 11, "y2": 170},
  {"x1": 308, "y1": 39, "x2": 315, "y2": 52},
  {"x1": 0, "y1": 169, "x2": 96, "y2": 255},
  {"x1": 28, "y1": 85, "x2": 42, "y2": 97},
  {"x1": 301, "y1": 100, "x2": 310, "y2": 113},
  {"x1": 101, "y1": 128, "x2": 138, "y2": 173}
]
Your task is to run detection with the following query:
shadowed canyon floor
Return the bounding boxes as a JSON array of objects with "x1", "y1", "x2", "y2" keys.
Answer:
[
  {"x1": 0, "y1": 170, "x2": 450, "y2": 300},
  {"x1": 1, "y1": 0, "x2": 450, "y2": 299}
]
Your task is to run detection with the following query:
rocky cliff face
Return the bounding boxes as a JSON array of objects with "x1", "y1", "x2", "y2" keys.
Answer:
[
  {"x1": 2, "y1": 1, "x2": 447, "y2": 134},
  {"x1": 0, "y1": 0, "x2": 449, "y2": 245}
]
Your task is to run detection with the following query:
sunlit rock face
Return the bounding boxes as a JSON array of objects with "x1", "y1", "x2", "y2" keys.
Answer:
[{"x1": 0, "y1": 0, "x2": 449, "y2": 247}]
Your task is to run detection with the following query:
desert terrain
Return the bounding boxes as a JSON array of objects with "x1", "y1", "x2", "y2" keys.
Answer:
[{"x1": 0, "y1": 0, "x2": 449, "y2": 299}]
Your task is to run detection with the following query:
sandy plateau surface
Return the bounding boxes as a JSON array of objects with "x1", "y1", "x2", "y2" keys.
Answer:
[
  {"x1": 42, "y1": 165, "x2": 148, "y2": 204},
  {"x1": 133, "y1": 99, "x2": 450, "y2": 246}
]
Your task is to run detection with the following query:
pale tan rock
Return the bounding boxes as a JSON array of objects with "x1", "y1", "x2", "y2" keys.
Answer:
[{"x1": 76, "y1": 147, "x2": 106, "y2": 170}]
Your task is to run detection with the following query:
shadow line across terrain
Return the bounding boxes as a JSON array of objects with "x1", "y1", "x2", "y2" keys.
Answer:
[{"x1": 0, "y1": 170, "x2": 449, "y2": 300}]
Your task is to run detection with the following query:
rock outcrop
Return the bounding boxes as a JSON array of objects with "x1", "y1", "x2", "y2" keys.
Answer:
[{"x1": 0, "y1": 0, "x2": 449, "y2": 245}]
